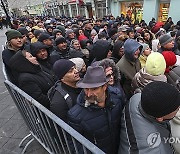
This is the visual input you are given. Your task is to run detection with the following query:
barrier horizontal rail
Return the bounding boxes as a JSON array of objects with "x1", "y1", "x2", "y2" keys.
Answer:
[{"x1": 2, "y1": 63, "x2": 105, "y2": 154}]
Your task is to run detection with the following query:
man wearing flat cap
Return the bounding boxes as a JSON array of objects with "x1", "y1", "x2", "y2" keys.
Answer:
[
  {"x1": 119, "y1": 81, "x2": 180, "y2": 154},
  {"x1": 68, "y1": 66, "x2": 125, "y2": 154},
  {"x1": 49, "y1": 59, "x2": 81, "y2": 123}
]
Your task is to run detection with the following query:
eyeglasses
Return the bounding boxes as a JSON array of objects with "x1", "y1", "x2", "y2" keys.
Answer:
[{"x1": 106, "y1": 72, "x2": 114, "y2": 78}]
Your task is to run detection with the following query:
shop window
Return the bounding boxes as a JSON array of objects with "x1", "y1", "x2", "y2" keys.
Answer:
[
  {"x1": 158, "y1": 3, "x2": 170, "y2": 22},
  {"x1": 121, "y1": 1, "x2": 143, "y2": 23},
  {"x1": 96, "y1": 2, "x2": 106, "y2": 18}
]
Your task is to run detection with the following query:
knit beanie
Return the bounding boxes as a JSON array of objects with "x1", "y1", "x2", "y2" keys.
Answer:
[
  {"x1": 38, "y1": 33, "x2": 51, "y2": 42},
  {"x1": 53, "y1": 59, "x2": 75, "y2": 80},
  {"x1": 17, "y1": 27, "x2": 29, "y2": 36},
  {"x1": 65, "y1": 29, "x2": 74, "y2": 38},
  {"x1": 159, "y1": 34, "x2": 173, "y2": 46},
  {"x1": 34, "y1": 30, "x2": 42, "y2": 38},
  {"x1": 69, "y1": 58, "x2": 85, "y2": 72},
  {"x1": 141, "y1": 81, "x2": 180, "y2": 118},
  {"x1": 162, "y1": 51, "x2": 177, "y2": 73},
  {"x1": 56, "y1": 25, "x2": 65, "y2": 36},
  {"x1": 145, "y1": 52, "x2": 166, "y2": 76},
  {"x1": 5, "y1": 30, "x2": 22, "y2": 41},
  {"x1": 140, "y1": 43, "x2": 149, "y2": 53},
  {"x1": 30, "y1": 41, "x2": 49, "y2": 57},
  {"x1": 55, "y1": 37, "x2": 67, "y2": 46},
  {"x1": 53, "y1": 29, "x2": 62, "y2": 36}
]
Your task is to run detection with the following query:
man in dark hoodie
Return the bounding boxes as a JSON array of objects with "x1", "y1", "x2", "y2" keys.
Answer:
[
  {"x1": 116, "y1": 39, "x2": 142, "y2": 99},
  {"x1": 30, "y1": 41, "x2": 55, "y2": 74},
  {"x1": 89, "y1": 39, "x2": 113, "y2": 63}
]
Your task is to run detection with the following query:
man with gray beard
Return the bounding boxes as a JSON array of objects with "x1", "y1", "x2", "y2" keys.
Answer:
[{"x1": 68, "y1": 66, "x2": 125, "y2": 154}]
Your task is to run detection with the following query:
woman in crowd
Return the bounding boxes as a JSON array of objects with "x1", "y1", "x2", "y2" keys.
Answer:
[
  {"x1": 141, "y1": 29, "x2": 154, "y2": 49},
  {"x1": 139, "y1": 43, "x2": 152, "y2": 68}
]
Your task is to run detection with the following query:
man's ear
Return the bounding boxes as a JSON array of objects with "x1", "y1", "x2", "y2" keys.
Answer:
[{"x1": 156, "y1": 117, "x2": 164, "y2": 122}]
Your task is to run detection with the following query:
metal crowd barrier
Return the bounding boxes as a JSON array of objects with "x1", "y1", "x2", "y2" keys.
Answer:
[{"x1": 2, "y1": 64, "x2": 105, "y2": 154}]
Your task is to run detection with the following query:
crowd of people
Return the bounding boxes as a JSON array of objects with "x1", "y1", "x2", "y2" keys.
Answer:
[{"x1": 2, "y1": 15, "x2": 180, "y2": 154}]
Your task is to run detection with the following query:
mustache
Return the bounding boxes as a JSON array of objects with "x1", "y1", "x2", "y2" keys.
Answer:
[{"x1": 85, "y1": 95, "x2": 98, "y2": 104}]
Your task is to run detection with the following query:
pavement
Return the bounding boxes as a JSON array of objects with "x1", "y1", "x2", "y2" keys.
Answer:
[{"x1": 0, "y1": 28, "x2": 49, "y2": 154}]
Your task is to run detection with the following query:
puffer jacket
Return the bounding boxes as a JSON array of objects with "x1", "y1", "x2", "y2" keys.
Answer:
[
  {"x1": 90, "y1": 39, "x2": 112, "y2": 62},
  {"x1": 50, "y1": 47, "x2": 72, "y2": 64},
  {"x1": 68, "y1": 88, "x2": 124, "y2": 154},
  {"x1": 119, "y1": 93, "x2": 174, "y2": 154},
  {"x1": 132, "y1": 68, "x2": 167, "y2": 92}
]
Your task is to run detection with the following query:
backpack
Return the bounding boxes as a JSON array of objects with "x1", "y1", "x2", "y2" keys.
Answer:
[{"x1": 48, "y1": 81, "x2": 73, "y2": 109}]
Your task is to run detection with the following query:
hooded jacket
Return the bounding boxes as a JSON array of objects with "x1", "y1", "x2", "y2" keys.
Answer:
[
  {"x1": 89, "y1": 40, "x2": 112, "y2": 63},
  {"x1": 112, "y1": 40, "x2": 124, "y2": 63},
  {"x1": 30, "y1": 41, "x2": 55, "y2": 72},
  {"x1": 116, "y1": 39, "x2": 142, "y2": 99},
  {"x1": 119, "y1": 93, "x2": 174, "y2": 154},
  {"x1": 68, "y1": 88, "x2": 124, "y2": 154},
  {"x1": 9, "y1": 51, "x2": 56, "y2": 108}
]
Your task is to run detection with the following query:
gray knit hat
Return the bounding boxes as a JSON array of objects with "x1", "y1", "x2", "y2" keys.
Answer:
[{"x1": 159, "y1": 34, "x2": 173, "y2": 46}]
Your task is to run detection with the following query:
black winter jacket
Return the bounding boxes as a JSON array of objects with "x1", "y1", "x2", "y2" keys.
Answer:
[
  {"x1": 9, "y1": 51, "x2": 56, "y2": 109},
  {"x1": 50, "y1": 82, "x2": 81, "y2": 122},
  {"x1": 2, "y1": 46, "x2": 20, "y2": 83},
  {"x1": 68, "y1": 88, "x2": 124, "y2": 154}
]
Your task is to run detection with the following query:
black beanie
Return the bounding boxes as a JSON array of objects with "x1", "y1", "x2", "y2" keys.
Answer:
[
  {"x1": 38, "y1": 33, "x2": 51, "y2": 42},
  {"x1": 141, "y1": 81, "x2": 180, "y2": 118},
  {"x1": 53, "y1": 59, "x2": 75, "y2": 80},
  {"x1": 17, "y1": 27, "x2": 29, "y2": 36},
  {"x1": 55, "y1": 37, "x2": 67, "y2": 46},
  {"x1": 5, "y1": 30, "x2": 22, "y2": 41},
  {"x1": 30, "y1": 41, "x2": 49, "y2": 57}
]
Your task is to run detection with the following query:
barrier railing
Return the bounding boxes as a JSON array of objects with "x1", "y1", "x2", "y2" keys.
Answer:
[{"x1": 3, "y1": 63, "x2": 105, "y2": 154}]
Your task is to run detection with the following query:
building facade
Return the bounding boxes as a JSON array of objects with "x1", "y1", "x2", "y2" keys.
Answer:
[
  {"x1": 6, "y1": 0, "x2": 180, "y2": 23},
  {"x1": 111, "y1": 0, "x2": 180, "y2": 24}
]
